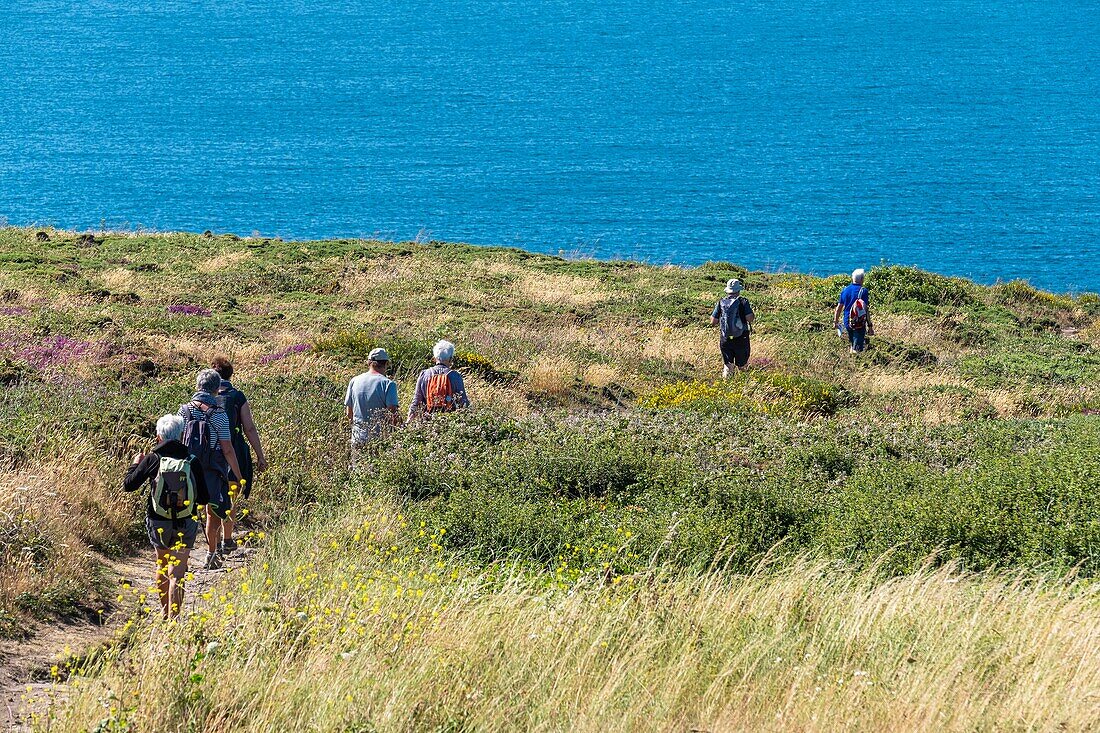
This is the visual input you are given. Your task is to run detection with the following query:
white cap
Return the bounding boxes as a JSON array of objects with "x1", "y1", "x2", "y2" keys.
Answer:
[{"x1": 368, "y1": 347, "x2": 390, "y2": 362}]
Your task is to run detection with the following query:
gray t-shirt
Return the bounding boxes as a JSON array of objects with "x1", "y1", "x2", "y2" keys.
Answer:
[{"x1": 344, "y1": 371, "x2": 399, "y2": 444}]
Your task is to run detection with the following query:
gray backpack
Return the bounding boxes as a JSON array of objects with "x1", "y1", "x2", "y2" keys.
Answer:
[{"x1": 719, "y1": 297, "x2": 750, "y2": 339}]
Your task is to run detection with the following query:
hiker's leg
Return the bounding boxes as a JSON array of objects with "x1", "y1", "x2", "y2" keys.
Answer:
[
  {"x1": 851, "y1": 328, "x2": 866, "y2": 353},
  {"x1": 166, "y1": 548, "x2": 189, "y2": 618},
  {"x1": 735, "y1": 337, "x2": 751, "y2": 370},
  {"x1": 223, "y1": 483, "x2": 237, "y2": 541},
  {"x1": 206, "y1": 507, "x2": 221, "y2": 554},
  {"x1": 155, "y1": 547, "x2": 171, "y2": 617},
  {"x1": 719, "y1": 340, "x2": 735, "y2": 378}
]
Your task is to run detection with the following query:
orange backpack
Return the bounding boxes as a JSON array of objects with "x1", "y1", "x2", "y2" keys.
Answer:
[{"x1": 425, "y1": 369, "x2": 456, "y2": 413}]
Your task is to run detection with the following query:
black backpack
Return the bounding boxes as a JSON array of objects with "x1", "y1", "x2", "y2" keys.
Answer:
[
  {"x1": 217, "y1": 386, "x2": 247, "y2": 438},
  {"x1": 180, "y1": 403, "x2": 223, "y2": 472}
]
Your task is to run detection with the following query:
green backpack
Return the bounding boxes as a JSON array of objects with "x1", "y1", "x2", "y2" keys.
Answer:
[{"x1": 152, "y1": 455, "x2": 197, "y2": 520}]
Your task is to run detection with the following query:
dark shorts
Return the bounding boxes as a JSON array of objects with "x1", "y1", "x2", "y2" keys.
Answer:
[
  {"x1": 146, "y1": 515, "x2": 200, "y2": 550},
  {"x1": 719, "y1": 336, "x2": 751, "y2": 368},
  {"x1": 229, "y1": 439, "x2": 254, "y2": 497},
  {"x1": 204, "y1": 468, "x2": 233, "y2": 520},
  {"x1": 848, "y1": 327, "x2": 867, "y2": 352}
]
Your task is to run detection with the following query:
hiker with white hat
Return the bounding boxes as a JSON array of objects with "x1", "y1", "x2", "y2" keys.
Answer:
[
  {"x1": 344, "y1": 347, "x2": 402, "y2": 469},
  {"x1": 710, "y1": 278, "x2": 756, "y2": 377}
]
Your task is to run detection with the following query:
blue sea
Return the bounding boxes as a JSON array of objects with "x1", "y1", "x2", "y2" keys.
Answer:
[{"x1": 0, "y1": 0, "x2": 1097, "y2": 292}]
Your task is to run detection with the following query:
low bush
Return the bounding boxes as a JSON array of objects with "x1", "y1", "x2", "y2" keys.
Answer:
[
  {"x1": 312, "y1": 331, "x2": 432, "y2": 379},
  {"x1": 861, "y1": 338, "x2": 937, "y2": 368},
  {"x1": 867, "y1": 266, "x2": 978, "y2": 306},
  {"x1": 957, "y1": 339, "x2": 1100, "y2": 387},
  {"x1": 641, "y1": 372, "x2": 847, "y2": 416}
]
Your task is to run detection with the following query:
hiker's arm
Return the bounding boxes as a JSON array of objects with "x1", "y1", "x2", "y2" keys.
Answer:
[
  {"x1": 453, "y1": 372, "x2": 470, "y2": 408},
  {"x1": 710, "y1": 302, "x2": 720, "y2": 326},
  {"x1": 220, "y1": 439, "x2": 244, "y2": 484},
  {"x1": 123, "y1": 454, "x2": 156, "y2": 493},
  {"x1": 346, "y1": 405, "x2": 354, "y2": 423},
  {"x1": 833, "y1": 302, "x2": 844, "y2": 327},
  {"x1": 408, "y1": 373, "x2": 426, "y2": 420},
  {"x1": 238, "y1": 403, "x2": 268, "y2": 472},
  {"x1": 386, "y1": 384, "x2": 403, "y2": 426}
]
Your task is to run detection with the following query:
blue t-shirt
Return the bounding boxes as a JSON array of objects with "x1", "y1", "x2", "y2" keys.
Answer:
[{"x1": 838, "y1": 284, "x2": 870, "y2": 329}]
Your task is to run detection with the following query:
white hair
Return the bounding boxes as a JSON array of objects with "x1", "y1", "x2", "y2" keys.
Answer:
[
  {"x1": 156, "y1": 414, "x2": 185, "y2": 442},
  {"x1": 852, "y1": 269, "x2": 865, "y2": 284},
  {"x1": 196, "y1": 368, "x2": 222, "y2": 394},
  {"x1": 433, "y1": 340, "x2": 456, "y2": 363}
]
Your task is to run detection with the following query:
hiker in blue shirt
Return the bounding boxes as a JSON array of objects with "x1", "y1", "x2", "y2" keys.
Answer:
[{"x1": 834, "y1": 269, "x2": 874, "y2": 353}]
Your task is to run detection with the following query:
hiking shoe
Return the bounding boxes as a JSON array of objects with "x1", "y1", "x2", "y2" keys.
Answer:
[
  {"x1": 219, "y1": 537, "x2": 238, "y2": 554},
  {"x1": 202, "y1": 552, "x2": 223, "y2": 570}
]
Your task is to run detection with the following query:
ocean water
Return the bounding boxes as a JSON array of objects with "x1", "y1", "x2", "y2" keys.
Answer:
[{"x1": 0, "y1": 0, "x2": 1097, "y2": 292}]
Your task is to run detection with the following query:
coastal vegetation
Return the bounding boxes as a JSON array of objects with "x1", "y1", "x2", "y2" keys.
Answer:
[{"x1": 1, "y1": 227, "x2": 1099, "y2": 731}]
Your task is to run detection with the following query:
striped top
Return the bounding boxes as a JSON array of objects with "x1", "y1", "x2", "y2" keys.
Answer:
[{"x1": 178, "y1": 402, "x2": 231, "y2": 450}]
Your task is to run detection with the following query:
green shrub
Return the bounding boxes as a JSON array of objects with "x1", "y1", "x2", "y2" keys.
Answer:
[
  {"x1": 957, "y1": 339, "x2": 1100, "y2": 387},
  {"x1": 313, "y1": 331, "x2": 432, "y2": 379},
  {"x1": 866, "y1": 266, "x2": 977, "y2": 306},
  {"x1": 862, "y1": 339, "x2": 937, "y2": 368},
  {"x1": 992, "y1": 280, "x2": 1075, "y2": 310},
  {"x1": 882, "y1": 299, "x2": 938, "y2": 317},
  {"x1": 820, "y1": 429, "x2": 1100, "y2": 574}
]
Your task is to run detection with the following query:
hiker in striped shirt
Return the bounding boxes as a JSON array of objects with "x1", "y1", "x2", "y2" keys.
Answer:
[
  {"x1": 408, "y1": 340, "x2": 470, "y2": 420},
  {"x1": 180, "y1": 369, "x2": 245, "y2": 570}
]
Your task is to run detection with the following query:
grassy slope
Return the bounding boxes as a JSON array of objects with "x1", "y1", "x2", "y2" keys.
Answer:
[{"x1": 1, "y1": 227, "x2": 1098, "y2": 730}]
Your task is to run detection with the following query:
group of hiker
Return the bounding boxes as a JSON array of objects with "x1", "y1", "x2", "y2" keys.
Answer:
[
  {"x1": 711, "y1": 268, "x2": 873, "y2": 375},
  {"x1": 122, "y1": 358, "x2": 268, "y2": 618},
  {"x1": 126, "y1": 273, "x2": 866, "y2": 619},
  {"x1": 123, "y1": 343, "x2": 469, "y2": 618},
  {"x1": 344, "y1": 339, "x2": 470, "y2": 467}
]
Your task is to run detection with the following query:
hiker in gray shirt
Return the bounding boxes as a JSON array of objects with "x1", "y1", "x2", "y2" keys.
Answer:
[{"x1": 344, "y1": 347, "x2": 401, "y2": 468}]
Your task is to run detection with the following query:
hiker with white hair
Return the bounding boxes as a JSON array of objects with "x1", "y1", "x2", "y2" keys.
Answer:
[
  {"x1": 408, "y1": 340, "x2": 470, "y2": 419},
  {"x1": 710, "y1": 278, "x2": 756, "y2": 376},
  {"x1": 834, "y1": 268, "x2": 874, "y2": 353},
  {"x1": 124, "y1": 413, "x2": 211, "y2": 618}
]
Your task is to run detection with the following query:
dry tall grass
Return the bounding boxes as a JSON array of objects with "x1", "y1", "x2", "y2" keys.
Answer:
[
  {"x1": 0, "y1": 440, "x2": 138, "y2": 626},
  {"x1": 41, "y1": 502, "x2": 1100, "y2": 733}
]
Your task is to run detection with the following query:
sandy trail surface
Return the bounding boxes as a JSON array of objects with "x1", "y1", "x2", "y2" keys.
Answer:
[{"x1": 1, "y1": 544, "x2": 257, "y2": 731}]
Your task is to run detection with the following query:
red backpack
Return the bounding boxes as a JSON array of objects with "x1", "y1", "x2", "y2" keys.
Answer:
[
  {"x1": 425, "y1": 370, "x2": 456, "y2": 413},
  {"x1": 848, "y1": 296, "x2": 868, "y2": 330}
]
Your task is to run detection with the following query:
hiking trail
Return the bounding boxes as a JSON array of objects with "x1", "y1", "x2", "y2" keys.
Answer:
[{"x1": 1, "y1": 544, "x2": 258, "y2": 731}]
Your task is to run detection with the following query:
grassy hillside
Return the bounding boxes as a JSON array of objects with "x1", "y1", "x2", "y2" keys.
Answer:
[{"x1": 2, "y1": 227, "x2": 1099, "y2": 731}]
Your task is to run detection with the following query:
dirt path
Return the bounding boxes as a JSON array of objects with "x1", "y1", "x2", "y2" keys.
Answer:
[{"x1": 1, "y1": 543, "x2": 257, "y2": 731}]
